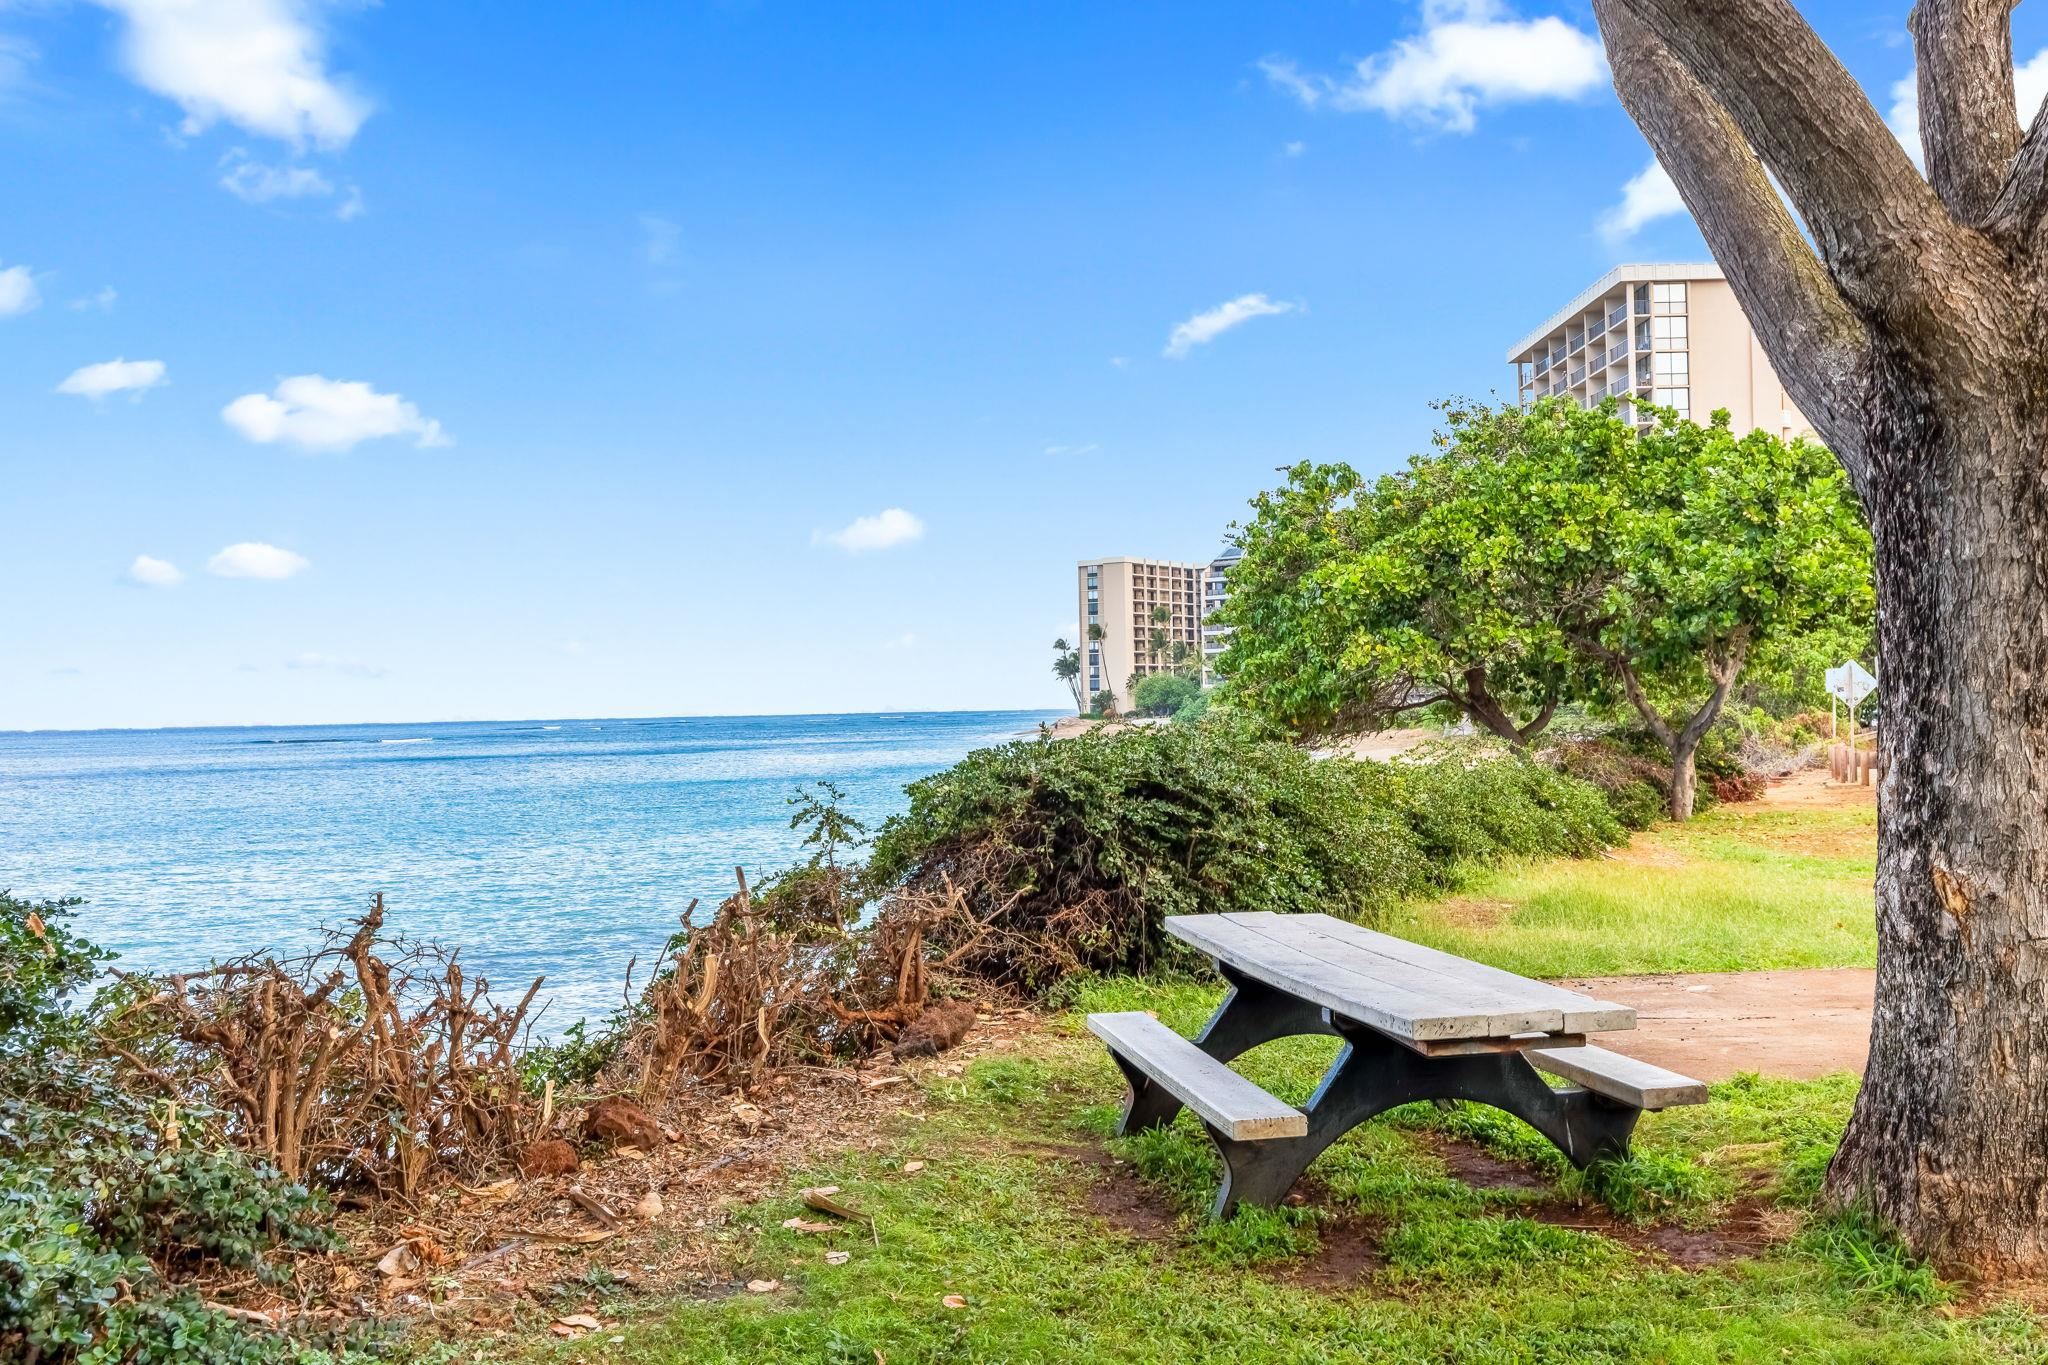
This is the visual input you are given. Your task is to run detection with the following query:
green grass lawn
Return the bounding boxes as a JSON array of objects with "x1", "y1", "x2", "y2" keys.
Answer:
[
  {"x1": 486, "y1": 792, "x2": 2047, "y2": 1363},
  {"x1": 1392, "y1": 797, "x2": 1878, "y2": 978}
]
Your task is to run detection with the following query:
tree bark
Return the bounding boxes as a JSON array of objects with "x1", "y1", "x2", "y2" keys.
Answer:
[
  {"x1": 1592, "y1": 0, "x2": 2048, "y2": 1275},
  {"x1": 1825, "y1": 386, "x2": 2048, "y2": 1274}
]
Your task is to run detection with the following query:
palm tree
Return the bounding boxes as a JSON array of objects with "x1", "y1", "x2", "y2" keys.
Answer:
[{"x1": 1052, "y1": 638, "x2": 1084, "y2": 712}]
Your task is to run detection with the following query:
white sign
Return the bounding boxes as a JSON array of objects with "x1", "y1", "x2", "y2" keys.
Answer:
[{"x1": 1825, "y1": 661, "x2": 1877, "y2": 707}]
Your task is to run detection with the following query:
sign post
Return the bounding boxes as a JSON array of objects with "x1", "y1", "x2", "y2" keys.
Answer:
[{"x1": 1824, "y1": 661, "x2": 1879, "y2": 781}]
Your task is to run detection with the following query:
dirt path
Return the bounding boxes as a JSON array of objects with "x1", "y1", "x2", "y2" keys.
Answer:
[
  {"x1": 1548, "y1": 967, "x2": 1874, "y2": 1080},
  {"x1": 1535, "y1": 764, "x2": 1877, "y2": 1082}
]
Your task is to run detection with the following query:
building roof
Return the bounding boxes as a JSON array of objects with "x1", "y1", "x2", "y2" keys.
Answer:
[{"x1": 1505, "y1": 262, "x2": 1726, "y2": 363}]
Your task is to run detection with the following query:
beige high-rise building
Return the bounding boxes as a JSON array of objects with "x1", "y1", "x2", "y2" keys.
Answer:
[
  {"x1": 1507, "y1": 263, "x2": 1811, "y2": 440},
  {"x1": 1077, "y1": 557, "x2": 1206, "y2": 712}
]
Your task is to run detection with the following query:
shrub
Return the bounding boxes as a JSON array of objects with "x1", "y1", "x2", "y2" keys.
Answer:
[
  {"x1": 1130, "y1": 673, "x2": 1201, "y2": 718},
  {"x1": 1389, "y1": 749, "x2": 1621, "y2": 866},
  {"x1": 868, "y1": 721, "x2": 1622, "y2": 993},
  {"x1": 0, "y1": 895, "x2": 342, "y2": 1364}
]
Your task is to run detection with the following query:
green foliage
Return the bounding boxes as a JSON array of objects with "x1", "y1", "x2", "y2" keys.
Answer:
[
  {"x1": 1562, "y1": 1151, "x2": 1721, "y2": 1222},
  {"x1": 1217, "y1": 444, "x2": 1598, "y2": 743},
  {"x1": 1129, "y1": 672, "x2": 1200, "y2": 718},
  {"x1": 1219, "y1": 400, "x2": 1874, "y2": 814},
  {"x1": 1391, "y1": 747, "x2": 1621, "y2": 866},
  {"x1": 0, "y1": 892, "x2": 104, "y2": 1040},
  {"x1": 1051, "y1": 638, "x2": 1084, "y2": 712},
  {"x1": 0, "y1": 894, "x2": 341, "y2": 1364},
  {"x1": 867, "y1": 722, "x2": 1619, "y2": 992},
  {"x1": 1796, "y1": 1207, "x2": 1948, "y2": 1304}
]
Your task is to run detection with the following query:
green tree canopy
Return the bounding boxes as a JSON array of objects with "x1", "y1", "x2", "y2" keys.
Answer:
[
  {"x1": 1219, "y1": 399, "x2": 1872, "y2": 816},
  {"x1": 1216, "y1": 404, "x2": 1605, "y2": 746}
]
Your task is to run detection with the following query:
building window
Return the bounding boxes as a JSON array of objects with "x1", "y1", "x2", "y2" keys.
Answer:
[
  {"x1": 1651, "y1": 282, "x2": 1687, "y2": 315},
  {"x1": 1651, "y1": 315, "x2": 1687, "y2": 347},
  {"x1": 1653, "y1": 352, "x2": 1689, "y2": 381},
  {"x1": 1652, "y1": 386, "x2": 1691, "y2": 417},
  {"x1": 1634, "y1": 284, "x2": 1651, "y2": 314}
]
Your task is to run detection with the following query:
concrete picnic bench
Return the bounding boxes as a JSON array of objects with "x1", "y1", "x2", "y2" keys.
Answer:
[{"x1": 1088, "y1": 911, "x2": 1707, "y2": 1217}]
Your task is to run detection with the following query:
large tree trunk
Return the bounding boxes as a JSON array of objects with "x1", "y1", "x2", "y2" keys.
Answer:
[
  {"x1": 1825, "y1": 388, "x2": 2048, "y2": 1272},
  {"x1": 1590, "y1": 0, "x2": 2048, "y2": 1272}
]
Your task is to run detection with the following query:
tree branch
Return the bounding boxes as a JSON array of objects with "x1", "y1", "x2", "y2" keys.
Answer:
[
  {"x1": 1593, "y1": 0, "x2": 1874, "y2": 491},
  {"x1": 1677, "y1": 629, "x2": 1753, "y2": 751},
  {"x1": 1601, "y1": 0, "x2": 1967, "y2": 342},
  {"x1": 1912, "y1": 0, "x2": 2021, "y2": 225},
  {"x1": 1986, "y1": 98, "x2": 2048, "y2": 242}
]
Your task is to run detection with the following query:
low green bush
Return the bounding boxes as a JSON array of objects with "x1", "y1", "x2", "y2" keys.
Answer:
[
  {"x1": 0, "y1": 894, "x2": 344, "y2": 1364},
  {"x1": 868, "y1": 720, "x2": 1623, "y2": 993},
  {"x1": 1130, "y1": 672, "x2": 1201, "y2": 717}
]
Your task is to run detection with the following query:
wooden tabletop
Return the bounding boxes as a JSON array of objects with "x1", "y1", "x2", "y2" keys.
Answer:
[{"x1": 1166, "y1": 912, "x2": 1634, "y2": 1050}]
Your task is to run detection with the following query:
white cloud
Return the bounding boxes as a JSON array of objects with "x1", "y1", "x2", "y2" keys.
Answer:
[
  {"x1": 220, "y1": 152, "x2": 332, "y2": 202},
  {"x1": 1163, "y1": 293, "x2": 1297, "y2": 359},
  {"x1": 1108, "y1": 355, "x2": 1130, "y2": 368},
  {"x1": 91, "y1": 0, "x2": 370, "y2": 149},
  {"x1": 335, "y1": 184, "x2": 364, "y2": 220},
  {"x1": 126, "y1": 554, "x2": 183, "y2": 587},
  {"x1": 1599, "y1": 159, "x2": 1686, "y2": 240},
  {"x1": 815, "y1": 507, "x2": 925, "y2": 553},
  {"x1": 286, "y1": 650, "x2": 383, "y2": 677},
  {"x1": 223, "y1": 375, "x2": 451, "y2": 452},
  {"x1": 70, "y1": 286, "x2": 119, "y2": 312},
  {"x1": 1044, "y1": 442, "x2": 1100, "y2": 457},
  {"x1": 883, "y1": 631, "x2": 919, "y2": 650},
  {"x1": 208, "y1": 541, "x2": 310, "y2": 579},
  {"x1": 57, "y1": 357, "x2": 168, "y2": 399},
  {"x1": 1283, "y1": 140, "x2": 1307, "y2": 157},
  {"x1": 0, "y1": 263, "x2": 40, "y2": 316},
  {"x1": 1259, "y1": 1, "x2": 1605, "y2": 133}
]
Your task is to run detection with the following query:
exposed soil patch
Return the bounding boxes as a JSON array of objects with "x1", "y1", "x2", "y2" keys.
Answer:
[
  {"x1": 1084, "y1": 1168, "x2": 1182, "y2": 1242},
  {"x1": 1757, "y1": 768, "x2": 1874, "y2": 809},
  {"x1": 1420, "y1": 1134, "x2": 1778, "y2": 1268},
  {"x1": 1418, "y1": 1132, "x2": 1552, "y2": 1191},
  {"x1": 1545, "y1": 968, "x2": 1874, "y2": 1080},
  {"x1": 1281, "y1": 1215, "x2": 1385, "y2": 1288}
]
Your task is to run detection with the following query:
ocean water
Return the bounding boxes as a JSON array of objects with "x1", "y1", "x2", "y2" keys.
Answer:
[{"x1": 0, "y1": 710, "x2": 1059, "y2": 1025}]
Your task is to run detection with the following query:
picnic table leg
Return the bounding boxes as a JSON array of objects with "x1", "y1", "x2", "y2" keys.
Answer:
[
  {"x1": 1203, "y1": 1020, "x2": 1643, "y2": 1218},
  {"x1": 1113, "y1": 963, "x2": 1336, "y2": 1137}
]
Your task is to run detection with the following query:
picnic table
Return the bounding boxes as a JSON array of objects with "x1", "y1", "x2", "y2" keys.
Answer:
[{"x1": 1088, "y1": 911, "x2": 1706, "y2": 1217}]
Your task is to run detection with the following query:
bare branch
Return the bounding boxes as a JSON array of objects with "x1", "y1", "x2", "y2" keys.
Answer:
[
  {"x1": 1593, "y1": 0, "x2": 1874, "y2": 491},
  {"x1": 1912, "y1": 0, "x2": 2022, "y2": 224},
  {"x1": 1605, "y1": 0, "x2": 1961, "y2": 326}
]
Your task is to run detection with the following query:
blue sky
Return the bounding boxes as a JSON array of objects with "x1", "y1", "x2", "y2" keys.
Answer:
[{"x1": 0, "y1": 0, "x2": 2020, "y2": 729}]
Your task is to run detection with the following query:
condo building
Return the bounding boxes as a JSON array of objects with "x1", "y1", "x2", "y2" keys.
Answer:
[
  {"x1": 1202, "y1": 545, "x2": 1241, "y2": 681},
  {"x1": 1077, "y1": 556, "x2": 1208, "y2": 712},
  {"x1": 1507, "y1": 263, "x2": 1811, "y2": 440}
]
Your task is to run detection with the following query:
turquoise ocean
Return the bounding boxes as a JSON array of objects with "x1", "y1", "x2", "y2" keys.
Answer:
[{"x1": 0, "y1": 710, "x2": 1059, "y2": 1024}]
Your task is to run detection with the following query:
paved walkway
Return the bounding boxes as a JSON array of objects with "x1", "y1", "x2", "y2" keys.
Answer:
[{"x1": 1548, "y1": 967, "x2": 1874, "y2": 1080}]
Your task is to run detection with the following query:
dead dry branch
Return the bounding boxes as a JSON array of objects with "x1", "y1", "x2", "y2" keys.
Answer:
[{"x1": 115, "y1": 894, "x2": 544, "y2": 1197}]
